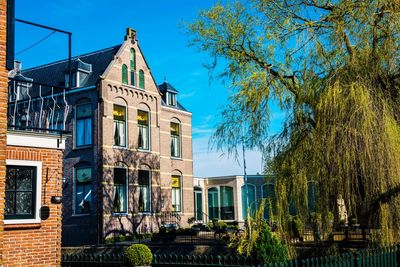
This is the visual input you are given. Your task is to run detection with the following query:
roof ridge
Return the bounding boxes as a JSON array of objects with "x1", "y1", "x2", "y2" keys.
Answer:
[{"x1": 23, "y1": 44, "x2": 121, "y2": 72}]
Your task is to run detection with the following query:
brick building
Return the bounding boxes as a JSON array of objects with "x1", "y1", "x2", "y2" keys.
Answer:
[
  {"x1": 20, "y1": 28, "x2": 194, "y2": 245},
  {"x1": 0, "y1": 0, "x2": 66, "y2": 265}
]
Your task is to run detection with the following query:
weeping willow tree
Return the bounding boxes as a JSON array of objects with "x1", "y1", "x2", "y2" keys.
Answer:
[{"x1": 187, "y1": 0, "x2": 400, "y2": 243}]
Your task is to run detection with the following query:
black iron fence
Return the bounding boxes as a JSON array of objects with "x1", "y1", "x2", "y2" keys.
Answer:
[{"x1": 62, "y1": 245, "x2": 399, "y2": 267}]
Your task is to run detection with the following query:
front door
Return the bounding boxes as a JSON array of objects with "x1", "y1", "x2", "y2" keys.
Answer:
[{"x1": 194, "y1": 190, "x2": 203, "y2": 221}]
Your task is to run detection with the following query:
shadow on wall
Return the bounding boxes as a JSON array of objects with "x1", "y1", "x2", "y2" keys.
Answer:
[{"x1": 102, "y1": 148, "x2": 179, "y2": 241}]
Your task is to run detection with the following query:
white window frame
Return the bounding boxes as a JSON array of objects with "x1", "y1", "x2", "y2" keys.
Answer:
[
  {"x1": 170, "y1": 122, "x2": 181, "y2": 159},
  {"x1": 5, "y1": 160, "x2": 42, "y2": 225},
  {"x1": 74, "y1": 103, "x2": 93, "y2": 149},
  {"x1": 113, "y1": 105, "x2": 128, "y2": 148},
  {"x1": 113, "y1": 166, "x2": 129, "y2": 215},
  {"x1": 138, "y1": 169, "x2": 152, "y2": 214},
  {"x1": 171, "y1": 173, "x2": 182, "y2": 213},
  {"x1": 137, "y1": 110, "x2": 151, "y2": 151},
  {"x1": 73, "y1": 166, "x2": 92, "y2": 216}
]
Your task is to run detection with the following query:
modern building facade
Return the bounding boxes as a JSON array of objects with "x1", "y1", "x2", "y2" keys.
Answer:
[
  {"x1": 17, "y1": 28, "x2": 193, "y2": 246},
  {"x1": 193, "y1": 175, "x2": 275, "y2": 223}
]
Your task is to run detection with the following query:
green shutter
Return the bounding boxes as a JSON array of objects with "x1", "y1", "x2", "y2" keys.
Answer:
[
  {"x1": 122, "y1": 64, "x2": 128, "y2": 84},
  {"x1": 139, "y1": 70, "x2": 145, "y2": 89}
]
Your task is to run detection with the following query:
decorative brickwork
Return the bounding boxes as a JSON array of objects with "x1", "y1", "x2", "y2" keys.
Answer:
[
  {"x1": 0, "y1": 0, "x2": 8, "y2": 265},
  {"x1": 2, "y1": 145, "x2": 63, "y2": 267}
]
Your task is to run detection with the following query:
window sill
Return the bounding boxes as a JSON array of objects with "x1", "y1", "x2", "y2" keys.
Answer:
[
  {"x1": 112, "y1": 213, "x2": 128, "y2": 217},
  {"x1": 171, "y1": 157, "x2": 182, "y2": 161},
  {"x1": 72, "y1": 213, "x2": 91, "y2": 217},
  {"x1": 4, "y1": 222, "x2": 41, "y2": 230},
  {"x1": 137, "y1": 212, "x2": 152, "y2": 216},
  {"x1": 137, "y1": 149, "x2": 152, "y2": 153},
  {"x1": 113, "y1": 146, "x2": 128, "y2": 150},
  {"x1": 73, "y1": 145, "x2": 93, "y2": 150}
]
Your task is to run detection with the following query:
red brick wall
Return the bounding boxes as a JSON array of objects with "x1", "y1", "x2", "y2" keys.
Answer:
[
  {"x1": 0, "y1": 0, "x2": 8, "y2": 265},
  {"x1": 3, "y1": 146, "x2": 63, "y2": 267}
]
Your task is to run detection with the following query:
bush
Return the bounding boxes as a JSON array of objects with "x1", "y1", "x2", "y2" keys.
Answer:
[
  {"x1": 253, "y1": 222, "x2": 288, "y2": 264},
  {"x1": 125, "y1": 244, "x2": 153, "y2": 266}
]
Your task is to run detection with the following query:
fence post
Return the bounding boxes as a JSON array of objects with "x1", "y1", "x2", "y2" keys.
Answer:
[{"x1": 354, "y1": 251, "x2": 360, "y2": 267}]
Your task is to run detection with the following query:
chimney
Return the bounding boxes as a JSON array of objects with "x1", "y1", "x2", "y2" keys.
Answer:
[
  {"x1": 14, "y1": 61, "x2": 22, "y2": 74},
  {"x1": 125, "y1": 28, "x2": 137, "y2": 43}
]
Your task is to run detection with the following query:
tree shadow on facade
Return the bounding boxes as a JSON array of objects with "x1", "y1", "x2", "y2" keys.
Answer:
[{"x1": 101, "y1": 147, "x2": 180, "y2": 241}]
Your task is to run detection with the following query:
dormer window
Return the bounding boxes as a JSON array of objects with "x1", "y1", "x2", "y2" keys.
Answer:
[
  {"x1": 65, "y1": 73, "x2": 77, "y2": 88},
  {"x1": 167, "y1": 92, "x2": 177, "y2": 107}
]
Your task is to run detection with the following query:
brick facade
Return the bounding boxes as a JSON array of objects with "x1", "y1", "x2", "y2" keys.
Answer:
[
  {"x1": 0, "y1": 0, "x2": 8, "y2": 265},
  {"x1": 3, "y1": 145, "x2": 63, "y2": 267}
]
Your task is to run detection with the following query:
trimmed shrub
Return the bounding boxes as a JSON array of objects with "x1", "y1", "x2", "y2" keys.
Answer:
[
  {"x1": 125, "y1": 244, "x2": 153, "y2": 266},
  {"x1": 253, "y1": 222, "x2": 288, "y2": 264}
]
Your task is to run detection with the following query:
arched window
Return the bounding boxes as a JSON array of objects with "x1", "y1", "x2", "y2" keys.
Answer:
[
  {"x1": 122, "y1": 64, "x2": 128, "y2": 84},
  {"x1": 220, "y1": 186, "x2": 234, "y2": 220},
  {"x1": 74, "y1": 163, "x2": 92, "y2": 214},
  {"x1": 170, "y1": 122, "x2": 181, "y2": 158},
  {"x1": 262, "y1": 183, "x2": 275, "y2": 220},
  {"x1": 130, "y1": 49, "x2": 136, "y2": 86},
  {"x1": 75, "y1": 103, "x2": 92, "y2": 147},
  {"x1": 139, "y1": 69, "x2": 145, "y2": 89},
  {"x1": 137, "y1": 110, "x2": 150, "y2": 150},
  {"x1": 171, "y1": 171, "x2": 182, "y2": 212},
  {"x1": 113, "y1": 163, "x2": 128, "y2": 214},
  {"x1": 137, "y1": 165, "x2": 151, "y2": 212},
  {"x1": 113, "y1": 104, "x2": 127, "y2": 147},
  {"x1": 208, "y1": 187, "x2": 219, "y2": 220},
  {"x1": 194, "y1": 187, "x2": 203, "y2": 221},
  {"x1": 242, "y1": 184, "x2": 256, "y2": 219}
]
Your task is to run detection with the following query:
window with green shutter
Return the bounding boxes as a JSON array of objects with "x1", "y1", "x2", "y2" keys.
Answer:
[
  {"x1": 139, "y1": 69, "x2": 145, "y2": 89},
  {"x1": 122, "y1": 64, "x2": 128, "y2": 84},
  {"x1": 130, "y1": 49, "x2": 136, "y2": 86}
]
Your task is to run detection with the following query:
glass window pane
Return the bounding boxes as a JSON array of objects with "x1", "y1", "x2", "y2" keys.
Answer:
[
  {"x1": 171, "y1": 175, "x2": 180, "y2": 188},
  {"x1": 15, "y1": 192, "x2": 32, "y2": 215},
  {"x1": 113, "y1": 105, "x2": 126, "y2": 121},
  {"x1": 242, "y1": 185, "x2": 256, "y2": 219},
  {"x1": 138, "y1": 170, "x2": 149, "y2": 185},
  {"x1": 114, "y1": 121, "x2": 126, "y2": 147},
  {"x1": 76, "y1": 104, "x2": 91, "y2": 118},
  {"x1": 113, "y1": 168, "x2": 127, "y2": 213},
  {"x1": 5, "y1": 192, "x2": 15, "y2": 215},
  {"x1": 170, "y1": 123, "x2": 179, "y2": 135},
  {"x1": 138, "y1": 110, "x2": 149, "y2": 125},
  {"x1": 139, "y1": 70, "x2": 145, "y2": 89},
  {"x1": 122, "y1": 64, "x2": 128, "y2": 84},
  {"x1": 76, "y1": 119, "x2": 85, "y2": 146},
  {"x1": 85, "y1": 118, "x2": 92, "y2": 145},
  {"x1": 114, "y1": 168, "x2": 126, "y2": 185},
  {"x1": 76, "y1": 168, "x2": 92, "y2": 183},
  {"x1": 208, "y1": 188, "x2": 219, "y2": 219},
  {"x1": 75, "y1": 168, "x2": 92, "y2": 214},
  {"x1": 16, "y1": 168, "x2": 33, "y2": 190},
  {"x1": 6, "y1": 168, "x2": 16, "y2": 190}
]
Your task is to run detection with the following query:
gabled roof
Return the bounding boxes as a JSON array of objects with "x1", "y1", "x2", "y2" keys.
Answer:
[
  {"x1": 158, "y1": 81, "x2": 189, "y2": 112},
  {"x1": 22, "y1": 45, "x2": 121, "y2": 88},
  {"x1": 158, "y1": 81, "x2": 179, "y2": 94}
]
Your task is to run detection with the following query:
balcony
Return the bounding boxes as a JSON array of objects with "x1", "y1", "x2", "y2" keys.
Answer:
[{"x1": 7, "y1": 77, "x2": 70, "y2": 135}]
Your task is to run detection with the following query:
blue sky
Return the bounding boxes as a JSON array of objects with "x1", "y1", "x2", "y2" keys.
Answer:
[{"x1": 14, "y1": 0, "x2": 284, "y2": 177}]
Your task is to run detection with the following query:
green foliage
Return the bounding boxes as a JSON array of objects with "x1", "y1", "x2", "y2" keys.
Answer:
[
  {"x1": 253, "y1": 223, "x2": 288, "y2": 264},
  {"x1": 125, "y1": 244, "x2": 153, "y2": 266},
  {"x1": 187, "y1": 0, "x2": 400, "y2": 244},
  {"x1": 230, "y1": 199, "x2": 292, "y2": 260},
  {"x1": 290, "y1": 215, "x2": 304, "y2": 237}
]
